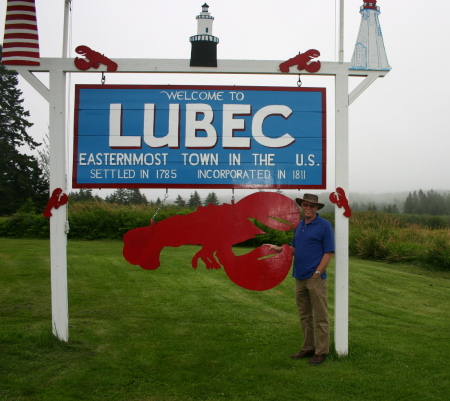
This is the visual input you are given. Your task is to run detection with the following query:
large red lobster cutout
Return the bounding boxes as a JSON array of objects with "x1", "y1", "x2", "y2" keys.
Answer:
[{"x1": 123, "y1": 192, "x2": 300, "y2": 291}]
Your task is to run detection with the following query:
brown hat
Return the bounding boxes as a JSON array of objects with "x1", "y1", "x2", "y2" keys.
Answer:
[{"x1": 295, "y1": 193, "x2": 325, "y2": 210}]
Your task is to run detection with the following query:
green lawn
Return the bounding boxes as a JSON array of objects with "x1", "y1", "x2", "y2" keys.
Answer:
[{"x1": 1, "y1": 238, "x2": 449, "y2": 400}]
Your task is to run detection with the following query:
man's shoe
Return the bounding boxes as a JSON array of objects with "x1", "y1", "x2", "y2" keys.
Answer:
[
  {"x1": 308, "y1": 354, "x2": 327, "y2": 365},
  {"x1": 291, "y1": 349, "x2": 315, "y2": 359}
]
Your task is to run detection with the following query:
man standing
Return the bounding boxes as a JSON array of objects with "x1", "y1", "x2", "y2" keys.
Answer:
[{"x1": 269, "y1": 193, "x2": 334, "y2": 365}]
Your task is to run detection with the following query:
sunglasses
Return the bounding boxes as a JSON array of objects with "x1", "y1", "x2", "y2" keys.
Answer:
[{"x1": 302, "y1": 203, "x2": 318, "y2": 209}]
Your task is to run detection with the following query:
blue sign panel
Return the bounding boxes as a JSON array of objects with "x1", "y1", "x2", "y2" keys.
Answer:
[{"x1": 73, "y1": 85, "x2": 326, "y2": 189}]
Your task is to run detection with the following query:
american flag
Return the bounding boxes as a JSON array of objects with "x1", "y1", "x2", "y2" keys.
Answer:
[{"x1": 2, "y1": 0, "x2": 40, "y2": 66}]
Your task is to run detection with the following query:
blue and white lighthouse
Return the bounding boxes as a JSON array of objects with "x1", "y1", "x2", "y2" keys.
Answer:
[
  {"x1": 190, "y1": 3, "x2": 219, "y2": 67},
  {"x1": 350, "y1": 1, "x2": 390, "y2": 71}
]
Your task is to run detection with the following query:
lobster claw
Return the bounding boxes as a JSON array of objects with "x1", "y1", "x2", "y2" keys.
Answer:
[
  {"x1": 234, "y1": 192, "x2": 300, "y2": 232},
  {"x1": 219, "y1": 244, "x2": 293, "y2": 291}
]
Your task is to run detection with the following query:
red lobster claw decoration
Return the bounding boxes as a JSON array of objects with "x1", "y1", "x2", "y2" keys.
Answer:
[
  {"x1": 123, "y1": 192, "x2": 300, "y2": 291},
  {"x1": 43, "y1": 188, "x2": 69, "y2": 218},
  {"x1": 74, "y1": 45, "x2": 118, "y2": 72},
  {"x1": 279, "y1": 49, "x2": 321, "y2": 73},
  {"x1": 329, "y1": 187, "x2": 352, "y2": 218}
]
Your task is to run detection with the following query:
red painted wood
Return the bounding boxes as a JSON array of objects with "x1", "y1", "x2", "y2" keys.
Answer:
[{"x1": 123, "y1": 192, "x2": 300, "y2": 291}]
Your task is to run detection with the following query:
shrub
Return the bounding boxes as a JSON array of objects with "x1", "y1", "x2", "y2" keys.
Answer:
[
  {"x1": 67, "y1": 201, "x2": 158, "y2": 240},
  {"x1": 0, "y1": 212, "x2": 49, "y2": 238},
  {"x1": 349, "y1": 212, "x2": 450, "y2": 270},
  {"x1": 419, "y1": 233, "x2": 450, "y2": 270},
  {"x1": 399, "y1": 214, "x2": 450, "y2": 228}
]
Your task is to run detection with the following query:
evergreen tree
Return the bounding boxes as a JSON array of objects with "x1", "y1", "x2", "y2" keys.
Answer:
[
  {"x1": 204, "y1": 191, "x2": 220, "y2": 206},
  {"x1": 37, "y1": 131, "x2": 49, "y2": 184},
  {"x1": 105, "y1": 188, "x2": 147, "y2": 205},
  {"x1": 70, "y1": 188, "x2": 95, "y2": 202},
  {"x1": 188, "y1": 191, "x2": 202, "y2": 208},
  {"x1": 418, "y1": 189, "x2": 426, "y2": 213},
  {"x1": 426, "y1": 189, "x2": 446, "y2": 215},
  {"x1": 105, "y1": 188, "x2": 129, "y2": 204},
  {"x1": 403, "y1": 190, "x2": 450, "y2": 215},
  {"x1": 174, "y1": 194, "x2": 186, "y2": 207},
  {"x1": 127, "y1": 188, "x2": 148, "y2": 205},
  {"x1": 0, "y1": 64, "x2": 48, "y2": 215},
  {"x1": 403, "y1": 191, "x2": 419, "y2": 214},
  {"x1": 445, "y1": 193, "x2": 450, "y2": 214}
]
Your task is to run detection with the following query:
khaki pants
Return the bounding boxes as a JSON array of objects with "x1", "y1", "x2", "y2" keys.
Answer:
[{"x1": 295, "y1": 277, "x2": 329, "y2": 355}]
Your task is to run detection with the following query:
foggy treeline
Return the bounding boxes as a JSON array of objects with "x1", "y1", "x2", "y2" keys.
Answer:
[{"x1": 69, "y1": 188, "x2": 450, "y2": 215}]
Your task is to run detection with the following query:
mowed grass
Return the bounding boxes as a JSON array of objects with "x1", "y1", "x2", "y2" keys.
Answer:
[{"x1": 1, "y1": 239, "x2": 449, "y2": 401}]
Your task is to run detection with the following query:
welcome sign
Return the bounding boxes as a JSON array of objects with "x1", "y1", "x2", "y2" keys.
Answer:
[{"x1": 73, "y1": 85, "x2": 326, "y2": 189}]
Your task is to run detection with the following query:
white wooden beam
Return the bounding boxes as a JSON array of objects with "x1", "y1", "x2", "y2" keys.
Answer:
[
  {"x1": 349, "y1": 72, "x2": 382, "y2": 105},
  {"x1": 48, "y1": 68, "x2": 69, "y2": 342},
  {"x1": 334, "y1": 68, "x2": 350, "y2": 356},
  {"x1": 25, "y1": 58, "x2": 388, "y2": 78},
  {"x1": 15, "y1": 69, "x2": 50, "y2": 102}
]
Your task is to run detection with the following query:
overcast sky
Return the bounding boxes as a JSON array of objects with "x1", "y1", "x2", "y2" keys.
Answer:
[{"x1": 1, "y1": 0, "x2": 449, "y2": 202}]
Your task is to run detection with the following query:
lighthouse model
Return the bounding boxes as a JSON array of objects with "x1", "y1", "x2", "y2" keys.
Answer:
[
  {"x1": 1, "y1": 0, "x2": 40, "y2": 66},
  {"x1": 190, "y1": 3, "x2": 219, "y2": 67},
  {"x1": 350, "y1": 0, "x2": 390, "y2": 70}
]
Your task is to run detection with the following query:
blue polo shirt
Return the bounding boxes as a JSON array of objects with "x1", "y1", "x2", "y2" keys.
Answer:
[{"x1": 291, "y1": 214, "x2": 335, "y2": 279}]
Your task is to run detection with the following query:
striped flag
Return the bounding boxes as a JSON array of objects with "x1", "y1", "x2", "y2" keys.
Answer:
[{"x1": 2, "y1": 0, "x2": 40, "y2": 66}]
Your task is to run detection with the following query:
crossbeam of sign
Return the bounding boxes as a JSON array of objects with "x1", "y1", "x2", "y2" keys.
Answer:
[{"x1": 73, "y1": 85, "x2": 327, "y2": 189}]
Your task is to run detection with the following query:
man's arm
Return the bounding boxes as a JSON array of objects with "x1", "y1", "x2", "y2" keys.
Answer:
[
  {"x1": 266, "y1": 244, "x2": 295, "y2": 255},
  {"x1": 312, "y1": 252, "x2": 334, "y2": 277}
]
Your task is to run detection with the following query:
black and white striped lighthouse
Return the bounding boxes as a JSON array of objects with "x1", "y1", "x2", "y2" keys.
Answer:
[{"x1": 189, "y1": 3, "x2": 219, "y2": 67}]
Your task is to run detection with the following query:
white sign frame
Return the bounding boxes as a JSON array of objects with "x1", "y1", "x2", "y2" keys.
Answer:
[{"x1": 10, "y1": 1, "x2": 390, "y2": 356}]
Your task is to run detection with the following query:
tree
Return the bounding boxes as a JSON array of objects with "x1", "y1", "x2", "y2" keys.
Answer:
[
  {"x1": 418, "y1": 189, "x2": 426, "y2": 213},
  {"x1": 174, "y1": 194, "x2": 186, "y2": 207},
  {"x1": 403, "y1": 189, "x2": 449, "y2": 215},
  {"x1": 188, "y1": 191, "x2": 202, "y2": 208},
  {"x1": 37, "y1": 130, "x2": 49, "y2": 184},
  {"x1": 403, "y1": 191, "x2": 419, "y2": 214},
  {"x1": 105, "y1": 188, "x2": 129, "y2": 204},
  {"x1": 127, "y1": 188, "x2": 148, "y2": 205},
  {"x1": 204, "y1": 192, "x2": 220, "y2": 206},
  {"x1": 69, "y1": 188, "x2": 96, "y2": 202},
  {"x1": 105, "y1": 188, "x2": 147, "y2": 205},
  {"x1": 426, "y1": 189, "x2": 446, "y2": 215},
  {"x1": 0, "y1": 64, "x2": 48, "y2": 215}
]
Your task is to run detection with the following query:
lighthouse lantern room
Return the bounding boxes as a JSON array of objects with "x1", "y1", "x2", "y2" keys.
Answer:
[{"x1": 189, "y1": 3, "x2": 219, "y2": 67}]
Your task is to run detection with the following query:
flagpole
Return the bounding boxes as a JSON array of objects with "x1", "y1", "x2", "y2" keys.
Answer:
[
  {"x1": 339, "y1": 0, "x2": 344, "y2": 63},
  {"x1": 62, "y1": 0, "x2": 71, "y2": 57}
]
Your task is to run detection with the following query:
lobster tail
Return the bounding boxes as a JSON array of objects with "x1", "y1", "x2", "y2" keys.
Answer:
[{"x1": 123, "y1": 226, "x2": 164, "y2": 270}]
